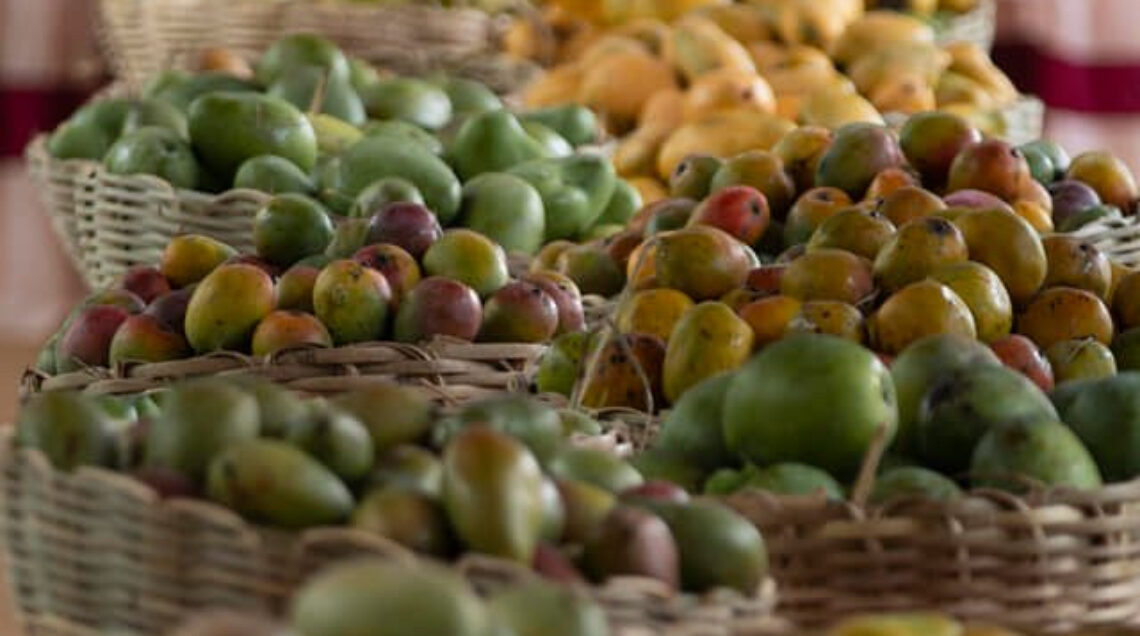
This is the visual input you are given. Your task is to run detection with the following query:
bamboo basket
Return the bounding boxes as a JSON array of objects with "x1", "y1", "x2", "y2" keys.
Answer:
[
  {"x1": 933, "y1": 0, "x2": 997, "y2": 51},
  {"x1": 21, "y1": 338, "x2": 546, "y2": 403},
  {"x1": 0, "y1": 429, "x2": 778, "y2": 636},
  {"x1": 96, "y1": 0, "x2": 540, "y2": 95}
]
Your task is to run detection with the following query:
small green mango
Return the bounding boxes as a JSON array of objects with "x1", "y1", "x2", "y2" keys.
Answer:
[{"x1": 17, "y1": 391, "x2": 120, "y2": 470}]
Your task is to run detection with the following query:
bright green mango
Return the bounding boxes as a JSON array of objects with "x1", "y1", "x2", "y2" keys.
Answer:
[
  {"x1": 595, "y1": 179, "x2": 642, "y2": 228},
  {"x1": 449, "y1": 109, "x2": 547, "y2": 181},
  {"x1": 267, "y1": 65, "x2": 367, "y2": 126},
  {"x1": 188, "y1": 92, "x2": 317, "y2": 181},
  {"x1": 234, "y1": 155, "x2": 316, "y2": 195},
  {"x1": 363, "y1": 120, "x2": 444, "y2": 155},
  {"x1": 508, "y1": 154, "x2": 617, "y2": 241},
  {"x1": 47, "y1": 121, "x2": 114, "y2": 161},
  {"x1": 430, "y1": 75, "x2": 503, "y2": 115},
  {"x1": 654, "y1": 372, "x2": 733, "y2": 472},
  {"x1": 255, "y1": 33, "x2": 350, "y2": 87},
  {"x1": 103, "y1": 126, "x2": 200, "y2": 189},
  {"x1": 1051, "y1": 372, "x2": 1140, "y2": 482},
  {"x1": 330, "y1": 136, "x2": 461, "y2": 222},
  {"x1": 522, "y1": 121, "x2": 573, "y2": 158},
  {"x1": 17, "y1": 391, "x2": 120, "y2": 471},
  {"x1": 971, "y1": 418, "x2": 1103, "y2": 492},
  {"x1": 362, "y1": 77, "x2": 453, "y2": 130},
  {"x1": 459, "y1": 172, "x2": 545, "y2": 254},
  {"x1": 152, "y1": 72, "x2": 259, "y2": 111},
  {"x1": 519, "y1": 104, "x2": 599, "y2": 147},
  {"x1": 122, "y1": 98, "x2": 189, "y2": 139}
]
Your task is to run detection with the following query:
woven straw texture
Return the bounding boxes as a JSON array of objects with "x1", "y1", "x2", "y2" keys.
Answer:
[
  {"x1": 722, "y1": 482, "x2": 1140, "y2": 632},
  {"x1": 1071, "y1": 215, "x2": 1140, "y2": 269},
  {"x1": 934, "y1": 0, "x2": 996, "y2": 51},
  {"x1": 0, "y1": 429, "x2": 778, "y2": 636},
  {"x1": 97, "y1": 0, "x2": 540, "y2": 94},
  {"x1": 21, "y1": 337, "x2": 545, "y2": 403}
]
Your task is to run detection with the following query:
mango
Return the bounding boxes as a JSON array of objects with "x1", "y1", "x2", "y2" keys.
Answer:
[
  {"x1": 579, "y1": 332, "x2": 666, "y2": 412},
  {"x1": 352, "y1": 488, "x2": 453, "y2": 557},
  {"x1": 438, "y1": 395, "x2": 564, "y2": 467},
  {"x1": 17, "y1": 391, "x2": 120, "y2": 470},
  {"x1": 535, "y1": 331, "x2": 589, "y2": 397},
  {"x1": 362, "y1": 120, "x2": 444, "y2": 156},
  {"x1": 806, "y1": 206, "x2": 896, "y2": 261},
  {"x1": 313, "y1": 259, "x2": 392, "y2": 345},
  {"x1": 710, "y1": 151, "x2": 795, "y2": 219},
  {"x1": 583, "y1": 506, "x2": 680, "y2": 590},
  {"x1": 332, "y1": 384, "x2": 435, "y2": 455},
  {"x1": 971, "y1": 418, "x2": 1102, "y2": 492},
  {"x1": 815, "y1": 123, "x2": 905, "y2": 199},
  {"x1": 255, "y1": 33, "x2": 349, "y2": 86},
  {"x1": 772, "y1": 125, "x2": 833, "y2": 193},
  {"x1": 930, "y1": 261, "x2": 1013, "y2": 343},
  {"x1": 143, "y1": 286, "x2": 195, "y2": 336},
  {"x1": 782, "y1": 247, "x2": 874, "y2": 306},
  {"x1": 228, "y1": 376, "x2": 308, "y2": 439},
  {"x1": 479, "y1": 281, "x2": 559, "y2": 343},
  {"x1": 714, "y1": 463, "x2": 844, "y2": 499},
  {"x1": 268, "y1": 67, "x2": 365, "y2": 126},
  {"x1": 290, "y1": 560, "x2": 487, "y2": 636},
  {"x1": 725, "y1": 334, "x2": 897, "y2": 478},
  {"x1": 643, "y1": 500, "x2": 767, "y2": 594},
  {"x1": 872, "y1": 280, "x2": 977, "y2": 355},
  {"x1": 55, "y1": 305, "x2": 131, "y2": 372},
  {"x1": 368, "y1": 445, "x2": 442, "y2": 496},
  {"x1": 669, "y1": 154, "x2": 723, "y2": 200},
  {"x1": 353, "y1": 243, "x2": 421, "y2": 306},
  {"x1": 596, "y1": 179, "x2": 642, "y2": 228},
  {"x1": 393, "y1": 276, "x2": 483, "y2": 343},
  {"x1": 423, "y1": 229, "x2": 509, "y2": 298},
  {"x1": 349, "y1": 177, "x2": 424, "y2": 218},
  {"x1": 657, "y1": 109, "x2": 795, "y2": 179},
  {"x1": 899, "y1": 110, "x2": 982, "y2": 187},
  {"x1": 275, "y1": 264, "x2": 318, "y2": 313},
  {"x1": 108, "y1": 314, "x2": 190, "y2": 366},
  {"x1": 234, "y1": 154, "x2": 315, "y2": 195},
  {"x1": 509, "y1": 154, "x2": 617, "y2": 241},
  {"x1": 1052, "y1": 373, "x2": 1140, "y2": 481},
  {"x1": 1067, "y1": 150, "x2": 1139, "y2": 211},
  {"x1": 874, "y1": 216, "x2": 968, "y2": 294},
  {"x1": 523, "y1": 270, "x2": 587, "y2": 335},
  {"x1": 460, "y1": 173, "x2": 545, "y2": 255},
  {"x1": 547, "y1": 447, "x2": 643, "y2": 493},
  {"x1": 557, "y1": 244, "x2": 625, "y2": 297},
  {"x1": 1046, "y1": 338, "x2": 1117, "y2": 384},
  {"x1": 879, "y1": 186, "x2": 947, "y2": 227},
  {"x1": 331, "y1": 136, "x2": 462, "y2": 222},
  {"x1": 253, "y1": 194, "x2": 334, "y2": 268},
  {"x1": 916, "y1": 364, "x2": 1058, "y2": 473},
  {"x1": 580, "y1": 49, "x2": 677, "y2": 131},
  {"x1": 1041, "y1": 235, "x2": 1112, "y2": 300},
  {"x1": 616, "y1": 288, "x2": 694, "y2": 343},
  {"x1": 188, "y1": 92, "x2": 316, "y2": 180},
  {"x1": 103, "y1": 126, "x2": 200, "y2": 189},
  {"x1": 827, "y1": 613, "x2": 961, "y2": 636},
  {"x1": 152, "y1": 72, "x2": 258, "y2": 112},
  {"x1": 740, "y1": 295, "x2": 803, "y2": 346},
  {"x1": 183, "y1": 263, "x2": 274, "y2": 352},
  {"x1": 286, "y1": 400, "x2": 373, "y2": 482},
  {"x1": 784, "y1": 187, "x2": 853, "y2": 246},
  {"x1": 442, "y1": 426, "x2": 545, "y2": 562},
  {"x1": 870, "y1": 466, "x2": 962, "y2": 505},
  {"x1": 144, "y1": 380, "x2": 260, "y2": 482},
  {"x1": 786, "y1": 300, "x2": 866, "y2": 343},
  {"x1": 654, "y1": 373, "x2": 733, "y2": 473},
  {"x1": 663, "y1": 301, "x2": 754, "y2": 404},
  {"x1": 160, "y1": 234, "x2": 237, "y2": 289},
  {"x1": 519, "y1": 104, "x2": 598, "y2": 147},
  {"x1": 655, "y1": 226, "x2": 752, "y2": 300},
  {"x1": 1017, "y1": 287, "x2": 1113, "y2": 350},
  {"x1": 361, "y1": 77, "x2": 451, "y2": 130},
  {"x1": 324, "y1": 217, "x2": 370, "y2": 259}
]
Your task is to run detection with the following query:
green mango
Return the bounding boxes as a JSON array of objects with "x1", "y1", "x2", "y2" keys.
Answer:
[
  {"x1": 253, "y1": 193, "x2": 335, "y2": 267},
  {"x1": 654, "y1": 372, "x2": 734, "y2": 472},
  {"x1": 144, "y1": 380, "x2": 261, "y2": 482},
  {"x1": 535, "y1": 331, "x2": 589, "y2": 397},
  {"x1": 546, "y1": 447, "x2": 643, "y2": 493},
  {"x1": 519, "y1": 104, "x2": 599, "y2": 147},
  {"x1": 122, "y1": 98, "x2": 189, "y2": 139},
  {"x1": 1051, "y1": 372, "x2": 1140, "y2": 482},
  {"x1": 450, "y1": 110, "x2": 548, "y2": 181},
  {"x1": 558, "y1": 478, "x2": 618, "y2": 544},
  {"x1": 142, "y1": 69, "x2": 190, "y2": 100},
  {"x1": 267, "y1": 65, "x2": 367, "y2": 126},
  {"x1": 629, "y1": 448, "x2": 705, "y2": 494},
  {"x1": 290, "y1": 560, "x2": 488, "y2": 636},
  {"x1": 287, "y1": 400, "x2": 375, "y2": 483},
  {"x1": 70, "y1": 98, "x2": 132, "y2": 135},
  {"x1": 431, "y1": 75, "x2": 503, "y2": 116},
  {"x1": 736, "y1": 462, "x2": 844, "y2": 499},
  {"x1": 363, "y1": 120, "x2": 444, "y2": 155},
  {"x1": 522, "y1": 121, "x2": 573, "y2": 158},
  {"x1": 331, "y1": 136, "x2": 461, "y2": 222},
  {"x1": 184, "y1": 263, "x2": 275, "y2": 353},
  {"x1": 442, "y1": 426, "x2": 545, "y2": 562},
  {"x1": 234, "y1": 154, "x2": 316, "y2": 195},
  {"x1": 971, "y1": 418, "x2": 1103, "y2": 493},
  {"x1": 188, "y1": 92, "x2": 317, "y2": 181},
  {"x1": 869, "y1": 466, "x2": 961, "y2": 505},
  {"x1": 594, "y1": 179, "x2": 642, "y2": 228},
  {"x1": 559, "y1": 409, "x2": 602, "y2": 437},
  {"x1": 703, "y1": 465, "x2": 755, "y2": 496},
  {"x1": 362, "y1": 77, "x2": 453, "y2": 130},
  {"x1": 255, "y1": 33, "x2": 350, "y2": 87},
  {"x1": 324, "y1": 217, "x2": 372, "y2": 257},
  {"x1": 1058, "y1": 204, "x2": 1122, "y2": 233},
  {"x1": 459, "y1": 172, "x2": 545, "y2": 254},
  {"x1": 348, "y1": 58, "x2": 381, "y2": 93},
  {"x1": 1020, "y1": 139, "x2": 1070, "y2": 180},
  {"x1": 333, "y1": 384, "x2": 436, "y2": 454},
  {"x1": 509, "y1": 154, "x2": 617, "y2": 241},
  {"x1": 47, "y1": 121, "x2": 113, "y2": 161},
  {"x1": 916, "y1": 364, "x2": 1058, "y2": 475},
  {"x1": 153, "y1": 72, "x2": 259, "y2": 111},
  {"x1": 307, "y1": 113, "x2": 364, "y2": 156},
  {"x1": 349, "y1": 176, "x2": 424, "y2": 218},
  {"x1": 488, "y1": 580, "x2": 609, "y2": 636},
  {"x1": 207, "y1": 438, "x2": 354, "y2": 528},
  {"x1": 367, "y1": 444, "x2": 442, "y2": 495},
  {"x1": 17, "y1": 391, "x2": 119, "y2": 470},
  {"x1": 352, "y1": 488, "x2": 454, "y2": 556},
  {"x1": 643, "y1": 500, "x2": 768, "y2": 594},
  {"x1": 228, "y1": 376, "x2": 309, "y2": 438},
  {"x1": 435, "y1": 395, "x2": 564, "y2": 466},
  {"x1": 103, "y1": 126, "x2": 200, "y2": 189},
  {"x1": 1019, "y1": 144, "x2": 1055, "y2": 186}
]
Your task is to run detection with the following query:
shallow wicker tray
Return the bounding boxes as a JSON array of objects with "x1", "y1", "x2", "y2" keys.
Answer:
[
  {"x1": 0, "y1": 429, "x2": 778, "y2": 636},
  {"x1": 1070, "y1": 215, "x2": 1140, "y2": 269},
  {"x1": 934, "y1": 0, "x2": 997, "y2": 51},
  {"x1": 96, "y1": 0, "x2": 540, "y2": 94}
]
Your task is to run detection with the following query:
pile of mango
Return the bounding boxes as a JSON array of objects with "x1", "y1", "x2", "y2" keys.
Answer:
[
  {"x1": 18, "y1": 380, "x2": 768, "y2": 604},
  {"x1": 47, "y1": 33, "x2": 642, "y2": 253},
  {"x1": 515, "y1": 2, "x2": 1017, "y2": 191}
]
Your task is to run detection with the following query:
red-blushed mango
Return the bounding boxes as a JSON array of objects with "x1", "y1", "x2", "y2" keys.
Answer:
[
  {"x1": 478, "y1": 281, "x2": 559, "y2": 344},
  {"x1": 109, "y1": 314, "x2": 190, "y2": 366},
  {"x1": 184, "y1": 263, "x2": 276, "y2": 353},
  {"x1": 523, "y1": 270, "x2": 586, "y2": 335},
  {"x1": 393, "y1": 276, "x2": 482, "y2": 344},
  {"x1": 353, "y1": 243, "x2": 421, "y2": 306},
  {"x1": 989, "y1": 334, "x2": 1055, "y2": 393},
  {"x1": 120, "y1": 266, "x2": 172, "y2": 304},
  {"x1": 251, "y1": 310, "x2": 333, "y2": 356},
  {"x1": 56, "y1": 305, "x2": 131, "y2": 372}
]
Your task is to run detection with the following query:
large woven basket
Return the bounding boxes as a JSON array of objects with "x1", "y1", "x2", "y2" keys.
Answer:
[
  {"x1": 1070, "y1": 215, "x2": 1140, "y2": 268},
  {"x1": 21, "y1": 338, "x2": 545, "y2": 403},
  {"x1": 933, "y1": 0, "x2": 997, "y2": 51},
  {"x1": 0, "y1": 429, "x2": 779, "y2": 636},
  {"x1": 97, "y1": 0, "x2": 540, "y2": 94}
]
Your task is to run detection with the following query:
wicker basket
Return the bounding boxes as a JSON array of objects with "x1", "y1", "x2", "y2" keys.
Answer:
[
  {"x1": 21, "y1": 338, "x2": 546, "y2": 403},
  {"x1": 96, "y1": 0, "x2": 540, "y2": 95},
  {"x1": 1070, "y1": 215, "x2": 1140, "y2": 268},
  {"x1": 0, "y1": 429, "x2": 778, "y2": 636},
  {"x1": 933, "y1": 0, "x2": 997, "y2": 51}
]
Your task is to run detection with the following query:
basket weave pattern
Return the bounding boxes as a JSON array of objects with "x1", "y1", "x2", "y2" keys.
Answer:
[
  {"x1": 934, "y1": 0, "x2": 997, "y2": 51},
  {"x1": 97, "y1": 0, "x2": 539, "y2": 93},
  {"x1": 725, "y1": 485, "x2": 1140, "y2": 631},
  {"x1": 0, "y1": 432, "x2": 778, "y2": 636}
]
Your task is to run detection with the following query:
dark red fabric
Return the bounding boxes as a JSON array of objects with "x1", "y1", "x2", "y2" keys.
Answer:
[
  {"x1": 994, "y1": 42, "x2": 1140, "y2": 113},
  {"x1": 0, "y1": 87, "x2": 96, "y2": 157}
]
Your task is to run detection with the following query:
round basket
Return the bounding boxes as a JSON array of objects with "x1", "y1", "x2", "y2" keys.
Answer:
[
  {"x1": 21, "y1": 338, "x2": 545, "y2": 403},
  {"x1": 0, "y1": 429, "x2": 779, "y2": 636},
  {"x1": 96, "y1": 0, "x2": 540, "y2": 95},
  {"x1": 933, "y1": 0, "x2": 997, "y2": 51}
]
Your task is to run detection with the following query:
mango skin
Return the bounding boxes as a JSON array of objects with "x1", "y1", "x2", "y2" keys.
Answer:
[
  {"x1": 184, "y1": 264, "x2": 275, "y2": 354},
  {"x1": 17, "y1": 391, "x2": 119, "y2": 471},
  {"x1": 442, "y1": 426, "x2": 545, "y2": 563},
  {"x1": 313, "y1": 259, "x2": 392, "y2": 345},
  {"x1": 971, "y1": 418, "x2": 1103, "y2": 493},
  {"x1": 663, "y1": 302, "x2": 754, "y2": 404},
  {"x1": 333, "y1": 384, "x2": 436, "y2": 455},
  {"x1": 109, "y1": 314, "x2": 190, "y2": 366},
  {"x1": 207, "y1": 438, "x2": 355, "y2": 529},
  {"x1": 160, "y1": 234, "x2": 237, "y2": 289},
  {"x1": 188, "y1": 92, "x2": 317, "y2": 180},
  {"x1": 654, "y1": 373, "x2": 734, "y2": 473},
  {"x1": 579, "y1": 333, "x2": 667, "y2": 412},
  {"x1": 488, "y1": 579, "x2": 609, "y2": 636}
]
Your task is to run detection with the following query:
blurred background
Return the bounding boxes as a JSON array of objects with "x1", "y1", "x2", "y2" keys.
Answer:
[{"x1": 2, "y1": 0, "x2": 1140, "y2": 630}]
